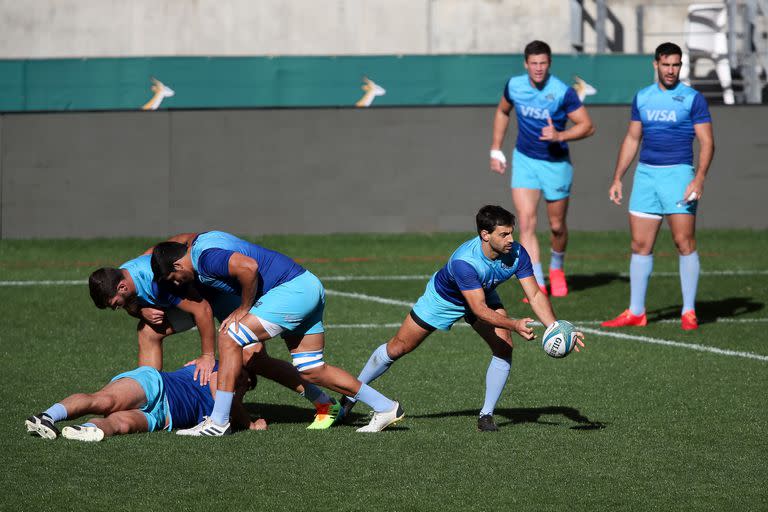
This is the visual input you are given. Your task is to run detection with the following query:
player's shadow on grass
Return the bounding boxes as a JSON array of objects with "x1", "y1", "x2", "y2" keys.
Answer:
[
  {"x1": 648, "y1": 297, "x2": 764, "y2": 325},
  {"x1": 243, "y1": 402, "x2": 410, "y2": 431},
  {"x1": 243, "y1": 403, "x2": 316, "y2": 425},
  {"x1": 561, "y1": 273, "x2": 626, "y2": 294},
  {"x1": 415, "y1": 406, "x2": 606, "y2": 430}
]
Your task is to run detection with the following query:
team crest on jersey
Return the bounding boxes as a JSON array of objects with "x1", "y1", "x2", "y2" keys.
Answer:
[
  {"x1": 645, "y1": 109, "x2": 678, "y2": 122},
  {"x1": 519, "y1": 105, "x2": 551, "y2": 119},
  {"x1": 545, "y1": 94, "x2": 554, "y2": 101}
]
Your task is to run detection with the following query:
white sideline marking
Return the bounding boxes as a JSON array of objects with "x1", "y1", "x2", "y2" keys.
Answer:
[
  {"x1": 325, "y1": 289, "x2": 415, "y2": 307},
  {"x1": 0, "y1": 280, "x2": 86, "y2": 286},
  {"x1": 324, "y1": 289, "x2": 768, "y2": 362},
  {"x1": 577, "y1": 327, "x2": 768, "y2": 362},
  {"x1": 2, "y1": 268, "x2": 766, "y2": 287}
]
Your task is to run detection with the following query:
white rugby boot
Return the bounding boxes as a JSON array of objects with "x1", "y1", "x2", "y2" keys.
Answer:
[{"x1": 356, "y1": 401, "x2": 404, "y2": 433}]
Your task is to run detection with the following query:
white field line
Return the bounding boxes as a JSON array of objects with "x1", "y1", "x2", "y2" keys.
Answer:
[
  {"x1": 324, "y1": 289, "x2": 768, "y2": 363},
  {"x1": 1, "y1": 281, "x2": 765, "y2": 327},
  {"x1": 3, "y1": 268, "x2": 766, "y2": 287}
]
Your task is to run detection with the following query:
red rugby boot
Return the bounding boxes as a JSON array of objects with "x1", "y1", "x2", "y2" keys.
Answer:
[
  {"x1": 549, "y1": 268, "x2": 568, "y2": 297},
  {"x1": 681, "y1": 310, "x2": 698, "y2": 330},
  {"x1": 601, "y1": 309, "x2": 647, "y2": 327}
]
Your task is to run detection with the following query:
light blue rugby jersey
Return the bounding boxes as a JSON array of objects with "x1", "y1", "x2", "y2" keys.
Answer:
[
  {"x1": 189, "y1": 231, "x2": 306, "y2": 298},
  {"x1": 631, "y1": 81, "x2": 711, "y2": 166},
  {"x1": 120, "y1": 255, "x2": 182, "y2": 308},
  {"x1": 503, "y1": 74, "x2": 583, "y2": 162},
  {"x1": 432, "y1": 237, "x2": 534, "y2": 306}
]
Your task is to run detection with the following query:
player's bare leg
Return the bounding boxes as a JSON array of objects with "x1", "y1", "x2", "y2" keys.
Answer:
[
  {"x1": 602, "y1": 214, "x2": 662, "y2": 327},
  {"x1": 513, "y1": 188, "x2": 548, "y2": 297},
  {"x1": 385, "y1": 314, "x2": 433, "y2": 359},
  {"x1": 546, "y1": 197, "x2": 570, "y2": 296},
  {"x1": 283, "y1": 332, "x2": 403, "y2": 432},
  {"x1": 473, "y1": 307, "x2": 514, "y2": 432},
  {"x1": 668, "y1": 213, "x2": 700, "y2": 329},
  {"x1": 84, "y1": 410, "x2": 149, "y2": 438}
]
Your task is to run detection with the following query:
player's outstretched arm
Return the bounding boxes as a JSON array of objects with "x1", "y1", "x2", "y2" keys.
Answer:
[
  {"x1": 461, "y1": 288, "x2": 534, "y2": 340},
  {"x1": 219, "y1": 252, "x2": 260, "y2": 335},
  {"x1": 609, "y1": 120, "x2": 643, "y2": 205},
  {"x1": 177, "y1": 296, "x2": 216, "y2": 385},
  {"x1": 519, "y1": 276, "x2": 556, "y2": 327},
  {"x1": 490, "y1": 96, "x2": 513, "y2": 174}
]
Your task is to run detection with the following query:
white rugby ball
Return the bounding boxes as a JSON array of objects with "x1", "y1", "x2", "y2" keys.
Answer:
[{"x1": 542, "y1": 320, "x2": 578, "y2": 358}]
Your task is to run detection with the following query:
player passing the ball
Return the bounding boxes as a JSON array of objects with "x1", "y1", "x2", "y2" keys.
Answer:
[
  {"x1": 602, "y1": 42, "x2": 714, "y2": 331},
  {"x1": 340, "y1": 205, "x2": 585, "y2": 432}
]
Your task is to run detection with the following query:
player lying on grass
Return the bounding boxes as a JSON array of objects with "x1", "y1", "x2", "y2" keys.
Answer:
[
  {"x1": 151, "y1": 231, "x2": 403, "y2": 434},
  {"x1": 340, "y1": 205, "x2": 585, "y2": 432},
  {"x1": 89, "y1": 241, "x2": 341, "y2": 430},
  {"x1": 25, "y1": 360, "x2": 265, "y2": 442}
]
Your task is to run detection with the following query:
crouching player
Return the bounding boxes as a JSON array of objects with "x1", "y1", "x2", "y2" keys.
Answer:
[
  {"x1": 25, "y1": 362, "x2": 265, "y2": 442},
  {"x1": 341, "y1": 205, "x2": 585, "y2": 431},
  {"x1": 90, "y1": 243, "x2": 342, "y2": 429},
  {"x1": 151, "y1": 231, "x2": 403, "y2": 435}
]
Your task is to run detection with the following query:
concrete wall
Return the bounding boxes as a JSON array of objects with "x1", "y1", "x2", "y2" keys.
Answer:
[
  {"x1": 0, "y1": 0, "x2": 699, "y2": 58},
  {"x1": 1, "y1": 105, "x2": 766, "y2": 239}
]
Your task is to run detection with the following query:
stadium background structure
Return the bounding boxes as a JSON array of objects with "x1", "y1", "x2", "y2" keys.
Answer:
[{"x1": 1, "y1": 104, "x2": 766, "y2": 239}]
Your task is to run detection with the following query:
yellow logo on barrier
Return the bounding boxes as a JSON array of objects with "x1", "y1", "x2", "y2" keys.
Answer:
[
  {"x1": 356, "y1": 77, "x2": 386, "y2": 107},
  {"x1": 142, "y1": 77, "x2": 175, "y2": 110},
  {"x1": 572, "y1": 76, "x2": 597, "y2": 102}
]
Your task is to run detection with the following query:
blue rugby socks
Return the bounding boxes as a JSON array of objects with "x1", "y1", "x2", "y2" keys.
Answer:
[
  {"x1": 354, "y1": 384, "x2": 395, "y2": 413},
  {"x1": 679, "y1": 251, "x2": 700, "y2": 313},
  {"x1": 480, "y1": 356, "x2": 511, "y2": 417},
  {"x1": 210, "y1": 390, "x2": 234, "y2": 425},
  {"x1": 301, "y1": 383, "x2": 333, "y2": 405},
  {"x1": 550, "y1": 250, "x2": 565, "y2": 271},
  {"x1": 532, "y1": 262, "x2": 546, "y2": 287},
  {"x1": 44, "y1": 403, "x2": 67, "y2": 422},
  {"x1": 629, "y1": 253, "x2": 653, "y2": 315},
  {"x1": 348, "y1": 343, "x2": 394, "y2": 404}
]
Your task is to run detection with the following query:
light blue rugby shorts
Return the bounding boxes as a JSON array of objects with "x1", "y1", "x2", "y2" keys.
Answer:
[
  {"x1": 629, "y1": 163, "x2": 697, "y2": 216},
  {"x1": 412, "y1": 279, "x2": 503, "y2": 331},
  {"x1": 511, "y1": 148, "x2": 573, "y2": 201},
  {"x1": 110, "y1": 366, "x2": 169, "y2": 432},
  {"x1": 249, "y1": 271, "x2": 325, "y2": 338}
]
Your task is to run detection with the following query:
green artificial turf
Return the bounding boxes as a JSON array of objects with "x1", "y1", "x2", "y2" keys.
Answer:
[{"x1": 1, "y1": 230, "x2": 766, "y2": 511}]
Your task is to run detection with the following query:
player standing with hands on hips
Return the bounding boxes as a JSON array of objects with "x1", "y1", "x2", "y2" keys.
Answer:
[
  {"x1": 490, "y1": 40, "x2": 595, "y2": 299},
  {"x1": 602, "y1": 42, "x2": 714, "y2": 330}
]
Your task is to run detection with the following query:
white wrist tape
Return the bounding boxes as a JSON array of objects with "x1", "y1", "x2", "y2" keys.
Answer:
[{"x1": 490, "y1": 149, "x2": 506, "y2": 164}]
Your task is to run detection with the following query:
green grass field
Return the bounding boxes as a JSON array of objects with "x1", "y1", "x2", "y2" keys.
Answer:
[{"x1": 1, "y1": 230, "x2": 766, "y2": 511}]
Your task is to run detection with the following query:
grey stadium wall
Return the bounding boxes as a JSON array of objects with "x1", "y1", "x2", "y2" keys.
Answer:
[{"x1": 1, "y1": 106, "x2": 766, "y2": 239}]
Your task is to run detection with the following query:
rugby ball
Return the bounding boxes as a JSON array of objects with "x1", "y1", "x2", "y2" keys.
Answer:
[{"x1": 542, "y1": 320, "x2": 578, "y2": 358}]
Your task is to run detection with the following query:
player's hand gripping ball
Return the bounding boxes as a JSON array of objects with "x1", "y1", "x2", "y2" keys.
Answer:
[{"x1": 542, "y1": 320, "x2": 579, "y2": 358}]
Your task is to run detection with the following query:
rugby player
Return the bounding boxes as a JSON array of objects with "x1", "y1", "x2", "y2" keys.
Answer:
[
  {"x1": 490, "y1": 40, "x2": 595, "y2": 298},
  {"x1": 89, "y1": 237, "x2": 342, "y2": 429},
  {"x1": 151, "y1": 231, "x2": 403, "y2": 435},
  {"x1": 340, "y1": 205, "x2": 585, "y2": 432},
  {"x1": 602, "y1": 42, "x2": 714, "y2": 330},
  {"x1": 25, "y1": 362, "x2": 265, "y2": 441}
]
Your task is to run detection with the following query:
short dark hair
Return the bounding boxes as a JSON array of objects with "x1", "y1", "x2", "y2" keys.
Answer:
[
  {"x1": 476, "y1": 205, "x2": 516, "y2": 235},
  {"x1": 524, "y1": 40, "x2": 552, "y2": 61},
  {"x1": 654, "y1": 42, "x2": 683, "y2": 61},
  {"x1": 89, "y1": 267, "x2": 124, "y2": 309},
  {"x1": 151, "y1": 241, "x2": 188, "y2": 281}
]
